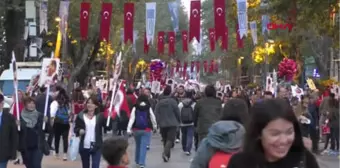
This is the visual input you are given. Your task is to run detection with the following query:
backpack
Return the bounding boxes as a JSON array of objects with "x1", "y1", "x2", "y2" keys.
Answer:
[
  {"x1": 54, "y1": 106, "x2": 69, "y2": 124},
  {"x1": 180, "y1": 102, "x2": 194, "y2": 124},
  {"x1": 134, "y1": 109, "x2": 149, "y2": 129},
  {"x1": 208, "y1": 151, "x2": 233, "y2": 168}
]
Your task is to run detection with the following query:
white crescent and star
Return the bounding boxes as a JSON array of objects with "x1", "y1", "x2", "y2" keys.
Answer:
[
  {"x1": 103, "y1": 11, "x2": 110, "y2": 19},
  {"x1": 210, "y1": 32, "x2": 215, "y2": 37},
  {"x1": 159, "y1": 36, "x2": 163, "y2": 41},
  {"x1": 216, "y1": 8, "x2": 223, "y2": 16},
  {"x1": 82, "y1": 11, "x2": 89, "y2": 19},
  {"x1": 192, "y1": 9, "x2": 199, "y2": 17},
  {"x1": 126, "y1": 12, "x2": 132, "y2": 20},
  {"x1": 183, "y1": 34, "x2": 187, "y2": 39},
  {"x1": 170, "y1": 37, "x2": 174, "y2": 41}
]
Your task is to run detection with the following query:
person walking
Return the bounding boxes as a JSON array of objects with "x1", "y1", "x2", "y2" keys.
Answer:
[
  {"x1": 155, "y1": 86, "x2": 180, "y2": 162},
  {"x1": 0, "y1": 94, "x2": 18, "y2": 168}
]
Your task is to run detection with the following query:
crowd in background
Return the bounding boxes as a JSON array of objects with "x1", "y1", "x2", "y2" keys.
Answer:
[{"x1": 0, "y1": 82, "x2": 339, "y2": 168}]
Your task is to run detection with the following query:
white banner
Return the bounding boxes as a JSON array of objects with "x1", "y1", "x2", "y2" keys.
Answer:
[
  {"x1": 133, "y1": 30, "x2": 138, "y2": 53},
  {"x1": 59, "y1": 1, "x2": 70, "y2": 39},
  {"x1": 39, "y1": 0, "x2": 48, "y2": 34},
  {"x1": 146, "y1": 2, "x2": 156, "y2": 45},
  {"x1": 236, "y1": 0, "x2": 248, "y2": 38},
  {"x1": 261, "y1": 15, "x2": 270, "y2": 35},
  {"x1": 249, "y1": 21, "x2": 257, "y2": 45}
]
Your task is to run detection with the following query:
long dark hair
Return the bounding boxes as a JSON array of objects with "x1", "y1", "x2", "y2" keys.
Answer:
[
  {"x1": 56, "y1": 86, "x2": 70, "y2": 107},
  {"x1": 243, "y1": 98, "x2": 305, "y2": 165},
  {"x1": 220, "y1": 98, "x2": 249, "y2": 125},
  {"x1": 135, "y1": 94, "x2": 150, "y2": 111}
]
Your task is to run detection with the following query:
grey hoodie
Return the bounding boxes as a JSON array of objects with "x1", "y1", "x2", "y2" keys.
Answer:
[
  {"x1": 155, "y1": 95, "x2": 180, "y2": 127},
  {"x1": 190, "y1": 120, "x2": 245, "y2": 168}
]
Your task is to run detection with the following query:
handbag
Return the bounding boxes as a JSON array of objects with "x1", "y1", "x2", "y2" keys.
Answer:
[{"x1": 68, "y1": 136, "x2": 80, "y2": 161}]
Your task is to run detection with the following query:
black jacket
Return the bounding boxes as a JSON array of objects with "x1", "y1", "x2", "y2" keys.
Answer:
[
  {"x1": 18, "y1": 113, "x2": 46, "y2": 152},
  {"x1": 74, "y1": 111, "x2": 111, "y2": 151},
  {"x1": 0, "y1": 112, "x2": 18, "y2": 162}
]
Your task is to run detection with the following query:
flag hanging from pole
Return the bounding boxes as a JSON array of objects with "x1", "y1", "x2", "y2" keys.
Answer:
[
  {"x1": 99, "y1": 3, "x2": 113, "y2": 41},
  {"x1": 261, "y1": 15, "x2": 270, "y2": 35},
  {"x1": 39, "y1": 0, "x2": 48, "y2": 34},
  {"x1": 249, "y1": 21, "x2": 258, "y2": 45},
  {"x1": 214, "y1": 0, "x2": 226, "y2": 41},
  {"x1": 80, "y1": 2, "x2": 91, "y2": 40},
  {"x1": 59, "y1": 1, "x2": 70, "y2": 40},
  {"x1": 168, "y1": 31, "x2": 176, "y2": 56},
  {"x1": 189, "y1": 0, "x2": 201, "y2": 42},
  {"x1": 168, "y1": 1, "x2": 179, "y2": 33},
  {"x1": 124, "y1": 3, "x2": 134, "y2": 44},
  {"x1": 146, "y1": 2, "x2": 156, "y2": 45},
  {"x1": 133, "y1": 30, "x2": 138, "y2": 53},
  {"x1": 157, "y1": 31, "x2": 165, "y2": 54},
  {"x1": 208, "y1": 28, "x2": 216, "y2": 51},
  {"x1": 236, "y1": 0, "x2": 248, "y2": 38},
  {"x1": 182, "y1": 30, "x2": 188, "y2": 53}
]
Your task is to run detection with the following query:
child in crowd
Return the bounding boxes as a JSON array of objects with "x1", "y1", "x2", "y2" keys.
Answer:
[{"x1": 102, "y1": 137, "x2": 130, "y2": 168}]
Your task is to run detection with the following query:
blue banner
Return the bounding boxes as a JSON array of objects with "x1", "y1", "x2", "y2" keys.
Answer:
[{"x1": 168, "y1": 1, "x2": 179, "y2": 33}]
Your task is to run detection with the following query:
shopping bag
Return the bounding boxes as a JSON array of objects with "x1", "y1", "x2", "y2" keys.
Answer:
[{"x1": 68, "y1": 136, "x2": 80, "y2": 161}]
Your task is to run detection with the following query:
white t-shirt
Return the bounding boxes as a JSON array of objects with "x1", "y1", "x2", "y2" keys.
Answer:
[{"x1": 83, "y1": 115, "x2": 96, "y2": 149}]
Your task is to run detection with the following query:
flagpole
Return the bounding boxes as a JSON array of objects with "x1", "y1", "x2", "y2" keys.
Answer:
[
  {"x1": 42, "y1": 52, "x2": 54, "y2": 130},
  {"x1": 12, "y1": 51, "x2": 20, "y2": 131}
]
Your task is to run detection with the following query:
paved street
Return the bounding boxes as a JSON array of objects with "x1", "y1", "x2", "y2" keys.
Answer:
[{"x1": 7, "y1": 134, "x2": 339, "y2": 168}]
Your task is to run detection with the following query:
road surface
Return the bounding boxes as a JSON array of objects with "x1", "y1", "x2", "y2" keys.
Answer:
[{"x1": 7, "y1": 134, "x2": 339, "y2": 168}]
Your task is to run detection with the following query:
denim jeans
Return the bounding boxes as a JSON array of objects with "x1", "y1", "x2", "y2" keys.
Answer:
[
  {"x1": 79, "y1": 148, "x2": 101, "y2": 168},
  {"x1": 181, "y1": 126, "x2": 194, "y2": 153},
  {"x1": 0, "y1": 161, "x2": 8, "y2": 168},
  {"x1": 21, "y1": 149, "x2": 43, "y2": 168},
  {"x1": 133, "y1": 130, "x2": 151, "y2": 166}
]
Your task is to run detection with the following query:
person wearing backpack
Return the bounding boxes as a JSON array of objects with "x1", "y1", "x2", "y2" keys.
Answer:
[
  {"x1": 178, "y1": 91, "x2": 196, "y2": 156},
  {"x1": 127, "y1": 95, "x2": 157, "y2": 168},
  {"x1": 50, "y1": 86, "x2": 71, "y2": 160},
  {"x1": 190, "y1": 98, "x2": 249, "y2": 168}
]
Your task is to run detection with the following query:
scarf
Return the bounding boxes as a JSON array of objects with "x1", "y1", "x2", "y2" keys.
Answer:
[{"x1": 21, "y1": 108, "x2": 39, "y2": 128}]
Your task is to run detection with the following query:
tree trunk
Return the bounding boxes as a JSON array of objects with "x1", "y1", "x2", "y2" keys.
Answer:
[{"x1": 67, "y1": 42, "x2": 93, "y2": 93}]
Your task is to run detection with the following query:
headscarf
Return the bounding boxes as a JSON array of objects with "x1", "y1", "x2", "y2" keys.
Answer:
[{"x1": 21, "y1": 108, "x2": 39, "y2": 128}]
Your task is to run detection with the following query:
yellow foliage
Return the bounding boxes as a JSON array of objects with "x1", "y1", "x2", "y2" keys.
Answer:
[
  {"x1": 247, "y1": 0, "x2": 261, "y2": 8},
  {"x1": 251, "y1": 44, "x2": 276, "y2": 64}
]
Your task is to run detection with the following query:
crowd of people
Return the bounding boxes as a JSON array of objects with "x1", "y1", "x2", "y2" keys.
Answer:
[{"x1": 0, "y1": 82, "x2": 339, "y2": 168}]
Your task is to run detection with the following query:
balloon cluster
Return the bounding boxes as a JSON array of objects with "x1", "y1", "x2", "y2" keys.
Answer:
[
  {"x1": 149, "y1": 59, "x2": 165, "y2": 82},
  {"x1": 278, "y1": 58, "x2": 297, "y2": 81}
]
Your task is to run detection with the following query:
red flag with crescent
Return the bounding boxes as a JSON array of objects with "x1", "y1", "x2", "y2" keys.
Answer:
[
  {"x1": 99, "y1": 3, "x2": 112, "y2": 41},
  {"x1": 214, "y1": 0, "x2": 226, "y2": 41},
  {"x1": 144, "y1": 31, "x2": 149, "y2": 54},
  {"x1": 208, "y1": 28, "x2": 216, "y2": 51},
  {"x1": 221, "y1": 26, "x2": 228, "y2": 51},
  {"x1": 183, "y1": 62, "x2": 188, "y2": 78},
  {"x1": 189, "y1": 1, "x2": 201, "y2": 42},
  {"x1": 124, "y1": 3, "x2": 134, "y2": 44},
  {"x1": 168, "y1": 31, "x2": 175, "y2": 56},
  {"x1": 236, "y1": 23, "x2": 244, "y2": 49},
  {"x1": 157, "y1": 31, "x2": 165, "y2": 54},
  {"x1": 190, "y1": 61, "x2": 195, "y2": 73},
  {"x1": 209, "y1": 60, "x2": 215, "y2": 73},
  {"x1": 80, "y1": 2, "x2": 91, "y2": 40},
  {"x1": 196, "y1": 61, "x2": 200, "y2": 72},
  {"x1": 182, "y1": 30, "x2": 188, "y2": 53},
  {"x1": 203, "y1": 60, "x2": 208, "y2": 73}
]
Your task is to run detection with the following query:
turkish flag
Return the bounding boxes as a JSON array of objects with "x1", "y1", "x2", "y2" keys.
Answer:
[
  {"x1": 183, "y1": 62, "x2": 188, "y2": 78},
  {"x1": 144, "y1": 32, "x2": 149, "y2": 54},
  {"x1": 215, "y1": 61, "x2": 219, "y2": 73},
  {"x1": 157, "y1": 31, "x2": 165, "y2": 54},
  {"x1": 214, "y1": 0, "x2": 226, "y2": 41},
  {"x1": 209, "y1": 60, "x2": 215, "y2": 73},
  {"x1": 182, "y1": 30, "x2": 189, "y2": 53},
  {"x1": 168, "y1": 31, "x2": 175, "y2": 56},
  {"x1": 189, "y1": 1, "x2": 201, "y2": 42},
  {"x1": 236, "y1": 23, "x2": 244, "y2": 49},
  {"x1": 80, "y1": 2, "x2": 91, "y2": 40},
  {"x1": 124, "y1": 3, "x2": 134, "y2": 44},
  {"x1": 196, "y1": 61, "x2": 200, "y2": 72},
  {"x1": 190, "y1": 61, "x2": 195, "y2": 73},
  {"x1": 203, "y1": 60, "x2": 208, "y2": 73},
  {"x1": 176, "y1": 60, "x2": 181, "y2": 73},
  {"x1": 99, "y1": 3, "x2": 112, "y2": 41},
  {"x1": 221, "y1": 26, "x2": 228, "y2": 51},
  {"x1": 208, "y1": 28, "x2": 216, "y2": 51}
]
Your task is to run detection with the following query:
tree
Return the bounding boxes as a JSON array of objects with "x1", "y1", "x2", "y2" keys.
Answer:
[
  {"x1": 269, "y1": 0, "x2": 339, "y2": 79},
  {"x1": 44, "y1": 0, "x2": 189, "y2": 91}
]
